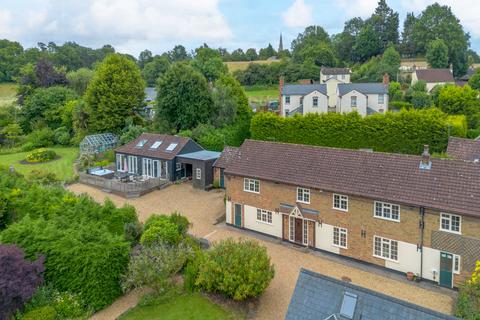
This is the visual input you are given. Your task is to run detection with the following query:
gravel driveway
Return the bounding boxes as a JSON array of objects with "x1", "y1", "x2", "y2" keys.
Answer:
[{"x1": 68, "y1": 182, "x2": 456, "y2": 320}]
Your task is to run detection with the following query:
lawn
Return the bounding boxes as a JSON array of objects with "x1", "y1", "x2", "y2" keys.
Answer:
[
  {"x1": 0, "y1": 83, "x2": 17, "y2": 107},
  {"x1": 244, "y1": 86, "x2": 278, "y2": 105},
  {"x1": 226, "y1": 60, "x2": 279, "y2": 73},
  {"x1": 119, "y1": 294, "x2": 242, "y2": 320},
  {"x1": 0, "y1": 147, "x2": 78, "y2": 181}
]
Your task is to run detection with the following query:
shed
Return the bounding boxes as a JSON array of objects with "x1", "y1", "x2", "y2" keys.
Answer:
[
  {"x1": 80, "y1": 133, "x2": 118, "y2": 155},
  {"x1": 177, "y1": 150, "x2": 221, "y2": 190}
]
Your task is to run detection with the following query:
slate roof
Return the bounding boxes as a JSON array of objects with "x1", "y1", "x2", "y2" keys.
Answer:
[
  {"x1": 144, "y1": 87, "x2": 157, "y2": 102},
  {"x1": 213, "y1": 146, "x2": 240, "y2": 168},
  {"x1": 459, "y1": 67, "x2": 477, "y2": 81},
  {"x1": 115, "y1": 133, "x2": 195, "y2": 160},
  {"x1": 223, "y1": 140, "x2": 480, "y2": 218},
  {"x1": 321, "y1": 67, "x2": 351, "y2": 75},
  {"x1": 338, "y1": 83, "x2": 388, "y2": 96},
  {"x1": 282, "y1": 84, "x2": 327, "y2": 96},
  {"x1": 415, "y1": 69, "x2": 454, "y2": 83},
  {"x1": 286, "y1": 268, "x2": 458, "y2": 320},
  {"x1": 447, "y1": 137, "x2": 480, "y2": 162}
]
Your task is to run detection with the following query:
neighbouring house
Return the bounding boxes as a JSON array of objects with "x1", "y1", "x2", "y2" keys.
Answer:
[
  {"x1": 213, "y1": 146, "x2": 240, "y2": 188},
  {"x1": 222, "y1": 139, "x2": 480, "y2": 288},
  {"x1": 286, "y1": 268, "x2": 458, "y2": 320},
  {"x1": 114, "y1": 133, "x2": 219, "y2": 189},
  {"x1": 143, "y1": 87, "x2": 157, "y2": 119},
  {"x1": 447, "y1": 136, "x2": 480, "y2": 162},
  {"x1": 411, "y1": 69, "x2": 455, "y2": 92},
  {"x1": 320, "y1": 67, "x2": 351, "y2": 84},
  {"x1": 279, "y1": 71, "x2": 388, "y2": 117},
  {"x1": 456, "y1": 67, "x2": 478, "y2": 87}
]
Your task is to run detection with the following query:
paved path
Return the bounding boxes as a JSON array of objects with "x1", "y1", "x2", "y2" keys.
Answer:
[{"x1": 68, "y1": 183, "x2": 456, "y2": 320}]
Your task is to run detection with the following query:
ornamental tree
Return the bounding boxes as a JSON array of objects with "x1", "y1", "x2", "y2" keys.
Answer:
[
  {"x1": 426, "y1": 39, "x2": 449, "y2": 68},
  {"x1": 0, "y1": 244, "x2": 45, "y2": 319}
]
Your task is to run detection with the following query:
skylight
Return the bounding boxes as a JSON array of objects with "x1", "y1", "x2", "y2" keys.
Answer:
[
  {"x1": 136, "y1": 139, "x2": 148, "y2": 148},
  {"x1": 166, "y1": 143, "x2": 178, "y2": 151},
  {"x1": 150, "y1": 141, "x2": 162, "y2": 149},
  {"x1": 340, "y1": 292, "x2": 357, "y2": 319}
]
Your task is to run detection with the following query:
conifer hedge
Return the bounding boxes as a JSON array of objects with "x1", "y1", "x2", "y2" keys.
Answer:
[{"x1": 251, "y1": 109, "x2": 466, "y2": 154}]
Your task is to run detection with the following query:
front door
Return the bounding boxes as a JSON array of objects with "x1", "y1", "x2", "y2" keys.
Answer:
[
  {"x1": 295, "y1": 218, "x2": 303, "y2": 243},
  {"x1": 220, "y1": 169, "x2": 225, "y2": 188},
  {"x1": 234, "y1": 204, "x2": 242, "y2": 227},
  {"x1": 440, "y1": 252, "x2": 453, "y2": 288}
]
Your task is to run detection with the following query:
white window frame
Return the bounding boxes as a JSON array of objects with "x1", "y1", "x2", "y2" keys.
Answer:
[
  {"x1": 243, "y1": 178, "x2": 259, "y2": 193},
  {"x1": 341, "y1": 74, "x2": 345, "y2": 80},
  {"x1": 312, "y1": 96, "x2": 318, "y2": 107},
  {"x1": 351, "y1": 96, "x2": 357, "y2": 108},
  {"x1": 289, "y1": 216, "x2": 295, "y2": 241},
  {"x1": 116, "y1": 154, "x2": 126, "y2": 172},
  {"x1": 440, "y1": 213, "x2": 461, "y2": 234},
  {"x1": 453, "y1": 254, "x2": 461, "y2": 274},
  {"x1": 303, "y1": 220, "x2": 308, "y2": 245},
  {"x1": 374, "y1": 201, "x2": 400, "y2": 222},
  {"x1": 176, "y1": 162, "x2": 182, "y2": 171},
  {"x1": 333, "y1": 227, "x2": 348, "y2": 249},
  {"x1": 333, "y1": 194, "x2": 348, "y2": 212},
  {"x1": 127, "y1": 156, "x2": 138, "y2": 174},
  {"x1": 297, "y1": 187, "x2": 310, "y2": 204},
  {"x1": 378, "y1": 94, "x2": 385, "y2": 104},
  {"x1": 196, "y1": 168, "x2": 201, "y2": 180},
  {"x1": 373, "y1": 236, "x2": 398, "y2": 262},
  {"x1": 256, "y1": 208, "x2": 272, "y2": 224},
  {"x1": 285, "y1": 95, "x2": 290, "y2": 104}
]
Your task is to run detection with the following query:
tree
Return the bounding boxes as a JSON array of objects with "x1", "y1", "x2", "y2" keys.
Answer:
[
  {"x1": 156, "y1": 63, "x2": 213, "y2": 131},
  {"x1": 35, "y1": 59, "x2": 67, "y2": 88},
  {"x1": 85, "y1": 54, "x2": 145, "y2": 133},
  {"x1": 380, "y1": 45, "x2": 401, "y2": 79},
  {"x1": 354, "y1": 23, "x2": 382, "y2": 61},
  {"x1": 388, "y1": 81, "x2": 403, "y2": 101},
  {"x1": 258, "y1": 43, "x2": 277, "y2": 60},
  {"x1": 191, "y1": 47, "x2": 228, "y2": 82},
  {"x1": 468, "y1": 70, "x2": 480, "y2": 90},
  {"x1": 295, "y1": 43, "x2": 336, "y2": 67},
  {"x1": 0, "y1": 39, "x2": 24, "y2": 82},
  {"x1": 138, "y1": 49, "x2": 153, "y2": 69},
  {"x1": 400, "y1": 12, "x2": 417, "y2": 57},
  {"x1": 334, "y1": 18, "x2": 364, "y2": 62},
  {"x1": 369, "y1": 0, "x2": 399, "y2": 50},
  {"x1": 168, "y1": 45, "x2": 190, "y2": 61},
  {"x1": 438, "y1": 85, "x2": 480, "y2": 128},
  {"x1": 21, "y1": 86, "x2": 77, "y2": 132},
  {"x1": 412, "y1": 3, "x2": 469, "y2": 76},
  {"x1": 142, "y1": 55, "x2": 171, "y2": 86},
  {"x1": 291, "y1": 26, "x2": 330, "y2": 59},
  {"x1": 66, "y1": 68, "x2": 94, "y2": 95},
  {"x1": 426, "y1": 39, "x2": 449, "y2": 68},
  {"x1": 0, "y1": 245, "x2": 45, "y2": 319},
  {"x1": 245, "y1": 48, "x2": 258, "y2": 61}
]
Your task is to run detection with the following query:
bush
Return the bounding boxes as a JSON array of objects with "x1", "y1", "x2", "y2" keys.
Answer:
[
  {"x1": 141, "y1": 219, "x2": 182, "y2": 246},
  {"x1": 144, "y1": 213, "x2": 191, "y2": 238},
  {"x1": 22, "y1": 306, "x2": 57, "y2": 320},
  {"x1": 121, "y1": 243, "x2": 192, "y2": 294},
  {"x1": 27, "y1": 170, "x2": 58, "y2": 185},
  {"x1": 389, "y1": 101, "x2": 413, "y2": 110},
  {"x1": 455, "y1": 261, "x2": 480, "y2": 319},
  {"x1": 25, "y1": 148, "x2": 57, "y2": 163},
  {"x1": 195, "y1": 239, "x2": 274, "y2": 300},
  {"x1": 24, "y1": 128, "x2": 55, "y2": 149},
  {"x1": 467, "y1": 128, "x2": 480, "y2": 139},
  {"x1": 251, "y1": 109, "x2": 466, "y2": 155},
  {"x1": 54, "y1": 127, "x2": 71, "y2": 146}
]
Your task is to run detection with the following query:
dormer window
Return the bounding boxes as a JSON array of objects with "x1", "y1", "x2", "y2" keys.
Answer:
[
  {"x1": 136, "y1": 139, "x2": 148, "y2": 148},
  {"x1": 166, "y1": 143, "x2": 178, "y2": 151},
  {"x1": 150, "y1": 141, "x2": 162, "y2": 149}
]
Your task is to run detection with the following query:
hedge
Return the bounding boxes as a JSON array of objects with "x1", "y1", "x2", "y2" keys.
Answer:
[{"x1": 251, "y1": 109, "x2": 467, "y2": 155}]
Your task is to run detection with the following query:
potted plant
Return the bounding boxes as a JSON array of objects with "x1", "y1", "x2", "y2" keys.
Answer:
[{"x1": 406, "y1": 271, "x2": 415, "y2": 281}]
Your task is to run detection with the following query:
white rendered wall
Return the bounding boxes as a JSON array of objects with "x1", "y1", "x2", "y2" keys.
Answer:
[{"x1": 243, "y1": 205, "x2": 283, "y2": 238}]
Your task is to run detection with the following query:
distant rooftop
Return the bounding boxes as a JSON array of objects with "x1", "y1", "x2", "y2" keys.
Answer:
[
  {"x1": 282, "y1": 84, "x2": 327, "y2": 96},
  {"x1": 415, "y1": 69, "x2": 454, "y2": 83},
  {"x1": 338, "y1": 83, "x2": 388, "y2": 96},
  {"x1": 321, "y1": 67, "x2": 351, "y2": 75}
]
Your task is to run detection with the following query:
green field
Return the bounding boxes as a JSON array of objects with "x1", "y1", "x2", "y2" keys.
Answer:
[
  {"x1": 119, "y1": 294, "x2": 241, "y2": 320},
  {"x1": 226, "y1": 60, "x2": 279, "y2": 73},
  {"x1": 244, "y1": 86, "x2": 278, "y2": 105},
  {"x1": 0, "y1": 147, "x2": 78, "y2": 181},
  {"x1": 0, "y1": 83, "x2": 17, "y2": 107}
]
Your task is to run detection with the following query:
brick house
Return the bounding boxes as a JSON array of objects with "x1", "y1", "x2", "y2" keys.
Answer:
[
  {"x1": 219, "y1": 140, "x2": 480, "y2": 288},
  {"x1": 447, "y1": 136, "x2": 480, "y2": 162}
]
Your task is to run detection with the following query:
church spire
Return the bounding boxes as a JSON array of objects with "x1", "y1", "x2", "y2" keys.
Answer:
[{"x1": 278, "y1": 33, "x2": 283, "y2": 53}]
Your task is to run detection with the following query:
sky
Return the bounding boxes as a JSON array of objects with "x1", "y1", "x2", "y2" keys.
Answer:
[{"x1": 1, "y1": 0, "x2": 479, "y2": 56}]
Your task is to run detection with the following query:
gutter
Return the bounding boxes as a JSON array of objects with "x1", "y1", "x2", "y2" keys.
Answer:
[{"x1": 419, "y1": 207, "x2": 425, "y2": 280}]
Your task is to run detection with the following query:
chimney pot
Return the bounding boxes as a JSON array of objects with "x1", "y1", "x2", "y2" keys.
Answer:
[
  {"x1": 420, "y1": 145, "x2": 431, "y2": 170},
  {"x1": 383, "y1": 73, "x2": 390, "y2": 85}
]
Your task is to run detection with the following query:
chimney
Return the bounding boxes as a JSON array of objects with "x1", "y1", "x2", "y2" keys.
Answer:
[
  {"x1": 279, "y1": 76, "x2": 285, "y2": 115},
  {"x1": 383, "y1": 73, "x2": 390, "y2": 86},
  {"x1": 449, "y1": 64, "x2": 453, "y2": 74},
  {"x1": 419, "y1": 145, "x2": 432, "y2": 170}
]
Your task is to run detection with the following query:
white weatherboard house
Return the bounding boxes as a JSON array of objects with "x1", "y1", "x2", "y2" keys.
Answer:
[
  {"x1": 320, "y1": 67, "x2": 351, "y2": 84},
  {"x1": 280, "y1": 74, "x2": 389, "y2": 117}
]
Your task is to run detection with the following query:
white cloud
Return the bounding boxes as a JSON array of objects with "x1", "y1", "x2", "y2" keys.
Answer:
[
  {"x1": 0, "y1": 9, "x2": 15, "y2": 38},
  {"x1": 283, "y1": 0, "x2": 313, "y2": 28},
  {"x1": 335, "y1": 0, "x2": 378, "y2": 19}
]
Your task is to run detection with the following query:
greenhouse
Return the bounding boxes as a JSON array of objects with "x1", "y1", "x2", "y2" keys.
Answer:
[{"x1": 80, "y1": 133, "x2": 119, "y2": 155}]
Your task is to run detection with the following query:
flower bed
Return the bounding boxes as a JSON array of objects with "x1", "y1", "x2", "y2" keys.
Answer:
[{"x1": 25, "y1": 148, "x2": 57, "y2": 163}]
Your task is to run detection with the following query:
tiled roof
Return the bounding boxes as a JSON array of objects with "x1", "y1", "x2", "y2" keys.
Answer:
[
  {"x1": 447, "y1": 137, "x2": 480, "y2": 162},
  {"x1": 321, "y1": 67, "x2": 351, "y2": 75},
  {"x1": 115, "y1": 133, "x2": 193, "y2": 160},
  {"x1": 415, "y1": 69, "x2": 454, "y2": 83},
  {"x1": 224, "y1": 140, "x2": 480, "y2": 218},
  {"x1": 144, "y1": 87, "x2": 157, "y2": 102},
  {"x1": 282, "y1": 84, "x2": 327, "y2": 96},
  {"x1": 286, "y1": 268, "x2": 458, "y2": 320},
  {"x1": 338, "y1": 83, "x2": 388, "y2": 96},
  {"x1": 213, "y1": 146, "x2": 240, "y2": 168}
]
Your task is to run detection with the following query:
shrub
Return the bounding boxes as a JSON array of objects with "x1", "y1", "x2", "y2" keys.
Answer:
[
  {"x1": 455, "y1": 261, "x2": 480, "y2": 319},
  {"x1": 0, "y1": 244, "x2": 45, "y2": 319},
  {"x1": 389, "y1": 101, "x2": 413, "y2": 110},
  {"x1": 144, "y1": 213, "x2": 191, "y2": 238},
  {"x1": 467, "y1": 128, "x2": 480, "y2": 139},
  {"x1": 25, "y1": 148, "x2": 57, "y2": 163},
  {"x1": 141, "y1": 219, "x2": 181, "y2": 246},
  {"x1": 196, "y1": 239, "x2": 274, "y2": 300},
  {"x1": 251, "y1": 109, "x2": 466, "y2": 155},
  {"x1": 54, "y1": 127, "x2": 71, "y2": 146},
  {"x1": 21, "y1": 306, "x2": 57, "y2": 320},
  {"x1": 27, "y1": 170, "x2": 58, "y2": 185},
  {"x1": 24, "y1": 128, "x2": 55, "y2": 149},
  {"x1": 121, "y1": 242, "x2": 192, "y2": 294}
]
